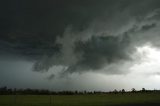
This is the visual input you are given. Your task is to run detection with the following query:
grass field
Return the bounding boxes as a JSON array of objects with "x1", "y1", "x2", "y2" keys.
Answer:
[{"x1": 0, "y1": 93, "x2": 160, "y2": 106}]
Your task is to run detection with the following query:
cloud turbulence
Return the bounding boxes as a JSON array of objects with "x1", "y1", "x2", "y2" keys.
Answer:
[{"x1": 1, "y1": 0, "x2": 160, "y2": 77}]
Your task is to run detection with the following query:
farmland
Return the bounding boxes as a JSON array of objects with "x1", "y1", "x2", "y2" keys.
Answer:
[{"x1": 0, "y1": 93, "x2": 160, "y2": 106}]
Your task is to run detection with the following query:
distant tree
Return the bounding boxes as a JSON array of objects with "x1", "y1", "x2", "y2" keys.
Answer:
[
  {"x1": 0, "y1": 86, "x2": 6, "y2": 94},
  {"x1": 131, "y1": 88, "x2": 136, "y2": 93},
  {"x1": 75, "y1": 90, "x2": 78, "y2": 94},
  {"x1": 142, "y1": 88, "x2": 146, "y2": 92},
  {"x1": 114, "y1": 89, "x2": 118, "y2": 94},
  {"x1": 122, "y1": 89, "x2": 125, "y2": 94}
]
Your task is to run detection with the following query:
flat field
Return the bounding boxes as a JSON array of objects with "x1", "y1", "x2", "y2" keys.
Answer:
[{"x1": 0, "y1": 93, "x2": 160, "y2": 106}]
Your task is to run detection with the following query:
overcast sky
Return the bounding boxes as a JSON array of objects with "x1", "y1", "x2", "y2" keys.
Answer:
[{"x1": 0, "y1": 0, "x2": 160, "y2": 91}]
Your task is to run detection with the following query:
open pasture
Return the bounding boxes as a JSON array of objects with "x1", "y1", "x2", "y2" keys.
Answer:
[{"x1": 0, "y1": 93, "x2": 160, "y2": 106}]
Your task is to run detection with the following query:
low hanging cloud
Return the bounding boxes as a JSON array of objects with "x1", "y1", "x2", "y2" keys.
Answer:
[{"x1": 0, "y1": 0, "x2": 160, "y2": 76}]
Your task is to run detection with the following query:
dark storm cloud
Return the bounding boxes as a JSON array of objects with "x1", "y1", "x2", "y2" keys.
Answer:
[
  {"x1": 1, "y1": 0, "x2": 160, "y2": 75},
  {"x1": 0, "y1": 32, "x2": 60, "y2": 60},
  {"x1": 47, "y1": 74, "x2": 55, "y2": 80},
  {"x1": 0, "y1": 0, "x2": 117, "y2": 58},
  {"x1": 140, "y1": 23, "x2": 157, "y2": 31},
  {"x1": 69, "y1": 35, "x2": 132, "y2": 72}
]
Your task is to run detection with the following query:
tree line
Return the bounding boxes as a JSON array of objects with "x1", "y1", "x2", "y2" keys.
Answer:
[{"x1": 0, "y1": 86, "x2": 160, "y2": 95}]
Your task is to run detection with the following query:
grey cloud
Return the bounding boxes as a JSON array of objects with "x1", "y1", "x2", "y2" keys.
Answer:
[
  {"x1": 47, "y1": 74, "x2": 55, "y2": 80},
  {"x1": 1, "y1": 0, "x2": 160, "y2": 76},
  {"x1": 68, "y1": 35, "x2": 132, "y2": 72},
  {"x1": 0, "y1": 32, "x2": 60, "y2": 60},
  {"x1": 140, "y1": 23, "x2": 157, "y2": 31}
]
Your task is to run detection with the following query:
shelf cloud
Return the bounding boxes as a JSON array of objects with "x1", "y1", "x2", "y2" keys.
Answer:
[{"x1": 0, "y1": 0, "x2": 160, "y2": 76}]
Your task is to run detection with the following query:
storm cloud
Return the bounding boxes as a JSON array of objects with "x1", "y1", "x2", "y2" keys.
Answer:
[{"x1": 1, "y1": 0, "x2": 160, "y2": 76}]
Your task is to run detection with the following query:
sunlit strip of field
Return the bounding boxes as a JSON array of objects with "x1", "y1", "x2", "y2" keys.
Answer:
[{"x1": 0, "y1": 93, "x2": 160, "y2": 106}]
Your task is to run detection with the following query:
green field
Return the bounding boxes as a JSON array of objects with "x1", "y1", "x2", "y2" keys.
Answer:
[{"x1": 0, "y1": 93, "x2": 160, "y2": 106}]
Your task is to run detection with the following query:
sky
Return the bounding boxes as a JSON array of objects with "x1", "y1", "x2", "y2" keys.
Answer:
[{"x1": 0, "y1": 0, "x2": 160, "y2": 91}]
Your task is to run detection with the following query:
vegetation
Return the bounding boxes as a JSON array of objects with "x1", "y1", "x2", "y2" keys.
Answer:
[
  {"x1": 1, "y1": 93, "x2": 160, "y2": 106},
  {"x1": 1, "y1": 87, "x2": 160, "y2": 106},
  {"x1": 1, "y1": 86, "x2": 160, "y2": 95}
]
